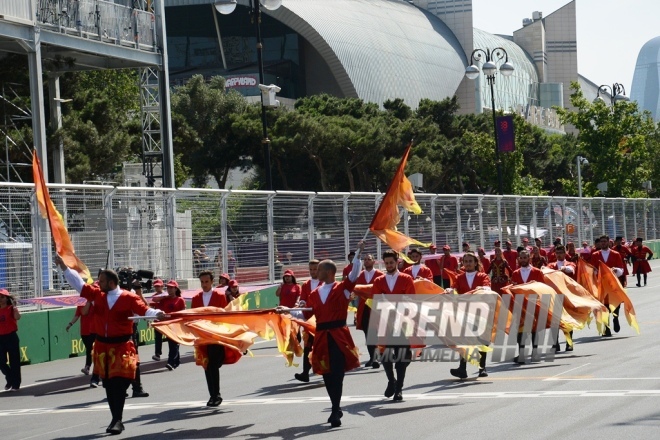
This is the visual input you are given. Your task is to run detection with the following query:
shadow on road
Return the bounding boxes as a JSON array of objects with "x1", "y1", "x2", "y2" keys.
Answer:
[
  {"x1": 56, "y1": 424, "x2": 254, "y2": 440},
  {"x1": 242, "y1": 380, "x2": 326, "y2": 397}
]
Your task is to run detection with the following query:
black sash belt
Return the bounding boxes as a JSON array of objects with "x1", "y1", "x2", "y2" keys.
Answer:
[
  {"x1": 316, "y1": 320, "x2": 346, "y2": 331},
  {"x1": 96, "y1": 335, "x2": 132, "y2": 344}
]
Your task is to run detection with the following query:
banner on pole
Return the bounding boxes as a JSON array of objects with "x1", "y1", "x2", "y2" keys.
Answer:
[{"x1": 496, "y1": 115, "x2": 515, "y2": 153}]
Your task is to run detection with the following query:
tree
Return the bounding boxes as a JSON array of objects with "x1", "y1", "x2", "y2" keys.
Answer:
[
  {"x1": 171, "y1": 75, "x2": 252, "y2": 188},
  {"x1": 557, "y1": 82, "x2": 658, "y2": 198}
]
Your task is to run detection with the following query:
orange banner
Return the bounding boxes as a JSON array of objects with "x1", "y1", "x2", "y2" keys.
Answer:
[{"x1": 32, "y1": 151, "x2": 91, "y2": 282}]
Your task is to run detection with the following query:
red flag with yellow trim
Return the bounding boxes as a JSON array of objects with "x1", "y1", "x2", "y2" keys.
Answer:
[
  {"x1": 32, "y1": 151, "x2": 92, "y2": 282},
  {"x1": 597, "y1": 261, "x2": 640, "y2": 334},
  {"x1": 369, "y1": 142, "x2": 427, "y2": 253}
]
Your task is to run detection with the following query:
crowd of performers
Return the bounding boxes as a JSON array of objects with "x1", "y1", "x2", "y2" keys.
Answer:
[{"x1": 0, "y1": 235, "x2": 650, "y2": 434}]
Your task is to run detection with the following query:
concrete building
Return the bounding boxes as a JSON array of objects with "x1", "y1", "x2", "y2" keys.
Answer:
[
  {"x1": 164, "y1": 0, "x2": 587, "y2": 133},
  {"x1": 631, "y1": 36, "x2": 660, "y2": 121}
]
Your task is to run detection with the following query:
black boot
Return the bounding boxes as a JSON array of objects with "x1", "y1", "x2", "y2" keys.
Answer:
[
  {"x1": 450, "y1": 359, "x2": 468, "y2": 379},
  {"x1": 478, "y1": 351, "x2": 488, "y2": 377},
  {"x1": 295, "y1": 372, "x2": 310, "y2": 383}
]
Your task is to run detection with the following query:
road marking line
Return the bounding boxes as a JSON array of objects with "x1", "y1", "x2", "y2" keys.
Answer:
[
  {"x1": 544, "y1": 363, "x2": 591, "y2": 380},
  {"x1": 18, "y1": 422, "x2": 88, "y2": 440},
  {"x1": 4, "y1": 390, "x2": 660, "y2": 417}
]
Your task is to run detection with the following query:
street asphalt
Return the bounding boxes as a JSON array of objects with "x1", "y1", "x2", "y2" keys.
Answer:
[{"x1": 2, "y1": 260, "x2": 660, "y2": 440}]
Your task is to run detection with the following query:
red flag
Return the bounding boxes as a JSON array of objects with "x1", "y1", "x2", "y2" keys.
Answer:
[
  {"x1": 369, "y1": 143, "x2": 427, "y2": 253},
  {"x1": 32, "y1": 151, "x2": 92, "y2": 282}
]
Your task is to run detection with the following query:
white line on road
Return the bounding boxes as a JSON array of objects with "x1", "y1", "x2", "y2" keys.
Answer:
[
  {"x1": 4, "y1": 390, "x2": 660, "y2": 417},
  {"x1": 18, "y1": 422, "x2": 88, "y2": 440},
  {"x1": 544, "y1": 363, "x2": 591, "y2": 380}
]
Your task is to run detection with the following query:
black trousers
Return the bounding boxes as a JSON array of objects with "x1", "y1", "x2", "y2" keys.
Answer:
[
  {"x1": 302, "y1": 334, "x2": 314, "y2": 375},
  {"x1": 154, "y1": 331, "x2": 163, "y2": 356},
  {"x1": 433, "y1": 275, "x2": 444, "y2": 287},
  {"x1": 440, "y1": 278, "x2": 451, "y2": 289},
  {"x1": 322, "y1": 334, "x2": 346, "y2": 413},
  {"x1": 81, "y1": 333, "x2": 96, "y2": 367},
  {"x1": 0, "y1": 331, "x2": 21, "y2": 389},
  {"x1": 167, "y1": 339, "x2": 180, "y2": 368},
  {"x1": 103, "y1": 377, "x2": 131, "y2": 422},
  {"x1": 131, "y1": 324, "x2": 143, "y2": 391},
  {"x1": 360, "y1": 308, "x2": 376, "y2": 363},
  {"x1": 204, "y1": 345, "x2": 226, "y2": 399},
  {"x1": 382, "y1": 346, "x2": 411, "y2": 391}
]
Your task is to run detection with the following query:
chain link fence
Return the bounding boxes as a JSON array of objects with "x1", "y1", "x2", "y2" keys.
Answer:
[{"x1": 2, "y1": 182, "x2": 659, "y2": 300}]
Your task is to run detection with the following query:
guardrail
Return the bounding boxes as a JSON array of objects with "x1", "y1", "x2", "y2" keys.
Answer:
[{"x1": 0, "y1": 182, "x2": 658, "y2": 300}]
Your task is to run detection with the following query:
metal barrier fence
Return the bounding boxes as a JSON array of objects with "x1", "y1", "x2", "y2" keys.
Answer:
[
  {"x1": 1, "y1": 182, "x2": 659, "y2": 300},
  {"x1": 32, "y1": 0, "x2": 156, "y2": 50}
]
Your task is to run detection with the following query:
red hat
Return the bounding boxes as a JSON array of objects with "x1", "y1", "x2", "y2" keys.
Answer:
[
  {"x1": 477, "y1": 247, "x2": 485, "y2": 253},
  {"x1": 283, "y1": 269, "x2": 297, "y2": 283},
  {"x1": 429, "y1": 244, "x2": 437, "y2": 250},
  {"x1": 522, "y1": 238, "x2": 529, "y2": 243},
  {"x1": 166, "y1": 280, "x2": 179, "y2": 288},
  {"x1": 153, "y1": 279, "x2": 164, "y2": 287},
  {"x1": 505, "y1": 240, "x2": 512, "y2": 245},
  {"x1": 0, "y1": 288, "x2": 10, "y2": 297},
  {"x1": 442, "y1": 245, "x2": 451, "y2": 251},
  {"x1": 218, "y1": 273, "x2": 230, "y2": 283},
  {"x1": 494, "y1": 240, "x2": 501, "y2": 245},
  {"x1": 228, "y1": 280, "x2": 239, "y2": 289}
]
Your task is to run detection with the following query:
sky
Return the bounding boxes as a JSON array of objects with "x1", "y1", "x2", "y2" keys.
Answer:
[{"x1": 471, "y1": 0, "x2": 659, "y2": 95}]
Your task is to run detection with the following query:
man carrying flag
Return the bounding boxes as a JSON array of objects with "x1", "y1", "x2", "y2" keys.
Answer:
[{"x1": 56, "y1": 256, "x2": 164, "y2": 435}]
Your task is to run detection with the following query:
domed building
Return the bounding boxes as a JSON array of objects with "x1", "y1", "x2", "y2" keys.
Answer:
[{"x1": 164, "y1": 0, "x2": 585, "y2": 132}]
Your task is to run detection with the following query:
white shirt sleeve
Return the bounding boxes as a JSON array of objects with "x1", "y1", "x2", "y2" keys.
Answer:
[
  {"x1": 562, "y1": 265, "x2": 575, "y2": 274},
  {"x1": 63, "y1": 268, "x2": 86, "y2": 294},
  {"x1": 145, "y1": 308, "x2": 160, "y2": 318},
  {"x1": 613, "y1": 267, "x2": 623, "y2": 277},
  {"x1": 347, "y1": 252, "x2": 363, "y2": 283}
]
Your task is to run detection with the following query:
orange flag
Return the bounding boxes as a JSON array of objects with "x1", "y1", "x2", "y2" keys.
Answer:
[
  {"x1": 443, "y1": 268, "x2": 459, "y2": 288},
  {"x1": 32, "y1": 152, "x2": 92, "y2": 282},
  {"x1": 369, "y1": 142, "x2": 427, "y2": 253},
  {"x1": 577, "y1": 259, "x2": 600, "y2": 302},
  {"x1": 597, "y1": 261, "x2": 640, "y2": 334}
]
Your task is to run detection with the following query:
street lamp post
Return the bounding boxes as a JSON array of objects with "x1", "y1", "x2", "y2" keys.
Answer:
[
  {"x1": 214, "y1": 0, "x2": 282, "y2": 191},
  {"x1": 577, "y1": 155, "x2": 588, "y2": 246},
  {"x1": 465, "y1": 48, "x2": 514, "y2": 195},
  {"x1": 594, "y1": 82, "x2": 630, "y2": 106}
]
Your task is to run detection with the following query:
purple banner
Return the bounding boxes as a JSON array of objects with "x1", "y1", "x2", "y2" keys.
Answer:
[
  {"x1": 20, "y1": 296, "x2": 87, "y2": 307},
  {"x1": 496, "y1": 115, "x2": 515, "y2": 153}
]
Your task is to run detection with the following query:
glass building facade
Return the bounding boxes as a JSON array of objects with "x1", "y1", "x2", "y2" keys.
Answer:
[{"x1": 631, "y1": 36, "x2": 660, "y2": 121}]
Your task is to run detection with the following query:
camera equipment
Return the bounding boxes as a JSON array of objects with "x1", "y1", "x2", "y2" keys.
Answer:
[{"x1": 117, "y1": 268, "x2": 155, "y2": 291}]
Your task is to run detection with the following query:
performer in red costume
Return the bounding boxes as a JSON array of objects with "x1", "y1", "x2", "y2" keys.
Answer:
[
  {"x1": 590, "y1": 235, "x2": 625, "y2": 337},
  {"x1": 437, "y1": 245, "x2": 459, "y2": 288},
  {"x1": 295, "y1": 259, "x2": 322, "y2": 383},
  {"x1": 57, "y1": 256, "x2": 164, "y2": 435},
  {"x1": 371, "y1": 250, "x2": 416, "y2": 402},
  {"x1": 403, "y1": 248, "x2": 433, "y2": 281},
  {"x1": 279, "y1": 241, "x2": 364, "y2": 427},
  {"x1": 630, "y1": 237, "x2": 653, "y2": 287},
  {"x1": 276, "y1": 269, "x2": 300, "y2": 308},
  {"x1": 510, "y1": 250, "x2": 545, "y2": 363},
  {"x1": 446, "y1": 252, "x2": 491, "y2": 379},
  {"x1": 354, "y1": 254, "x2": 383, "y2": 369},
  {"x1": 190, "y1": 270, "x2": 232, "y2": 407}
]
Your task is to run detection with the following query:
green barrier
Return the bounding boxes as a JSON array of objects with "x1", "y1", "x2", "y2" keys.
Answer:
[
  {"x1": 48, "y1": 308, "x2": 79, "y2": 361},
  {"x1": 136, "y1": 319, "x2": 156, "y2": 346},
  {"x1": 16, "y1": 311, "x2": 49, "y2": 365},
  {"x1": 242, "y1": 286, "x2": 279, "y2": 310}
]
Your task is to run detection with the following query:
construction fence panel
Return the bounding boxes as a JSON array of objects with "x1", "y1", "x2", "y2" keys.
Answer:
[
  {"x1": 0, "y1": 185, "x2": 36, "y2": 300},
  {"x1": 481, "y1": 196, "x2": 501, "y2": 248},
  {"x1": 563, "y1": 197, "x2": 580, "y2": 246},
  {"x1": 458, "y1": 195, "x2": 481, "y2": 249},
  {"x1": 173, "y1": 190, "x2": 225, "y2": 281},
  {"x1": 412, "y1": 194, "x2": 435, "y2": 249},
  {"x1": 272, "y1": 192, "x2": 312, "y2": 280},
  {"x1": 109, "y1": 188, "x2": 173, "y2": 282},
  {"x1": 433, "y1": 195, "x2": 460, "y2": 251},
  {"x1": 499, "y1": 196, "x2": 518, "y2": 246},
  {"x1": 225, "y1": 191, "x2": 271, "y2": 284},
  {"x1": 312, "y1": 194, "x2": 349, "y2": 273}
]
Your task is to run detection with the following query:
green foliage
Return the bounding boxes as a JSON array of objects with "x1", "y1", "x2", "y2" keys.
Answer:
[{"x1": 557, "y1": 82, "x2": 659, "y2": 198}]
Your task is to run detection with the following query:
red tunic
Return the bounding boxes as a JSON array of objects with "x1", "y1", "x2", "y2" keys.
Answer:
[
  {"x1": 371, "y1": 272, "x2": 416, "y2": 295},
  {"x1": 75, "y1": 304, "x2": 94, "y2": 336},
  {"x1": 614, "y1": 245, "x2": 632, "y2": 276},
  {"x1": 342, "y1": 263, "x2": 353, "y2": 279},
  {"x1": 479, "y1": 257, "x2": 491, "y2": 274},
  {"x1": 455, "y1": 271, "x2": 491, "y2": 294},
  {"x1": 190, "y1": 290, "x2": 236, "y2": 368},
  {"x1": 511, "y1": 266, "x2": 545, "y2": 285},
  {"x1": 437, "y1": 255, "x2": 459, "y2": 281},
  {"x1": 426, "y1": 257, "x2": 442, "y2": 277},
  {"x1": 630, "y1": 245, "x2": 653, "y2": 274},
  {"x1": 307, "y1": 278, "x2": 360, "y2": 375},
  {"x1": 278, "y1": 283, "x2": 301, "y2": 308},
  {"x1": 590, "y1": 249, "x2": 624, "y2": 272},
  {"x1": 156, "y1": 296, "x2": 186, "y2": 314},
  {"x1": 300, "y1": 279, "x2": 322, "y2": 304},
  {"x1": 489, "y1": 258, "x2": 511, "y2": 294},
  {"x1": 191, "y1": 290, "x2": 228, "y2": 309},
  {"x1": 80, "y1": 285, "x2": 150, "y2": 380},
  {"x1": 355, "y1": 269, "x2": 383, "y2": 331},
  {"x1": 0, "y1": 306, "x2": 18, "y2": 335},
  {"x1": 503, "y1": 249, "x2": 518, "y2": 271},
  {"x1": 403, "y1": 264, "x2": 434, "y2": 281},
  {"x1": 547, "y1": 260, "x2": 577, "y2": 281}
]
